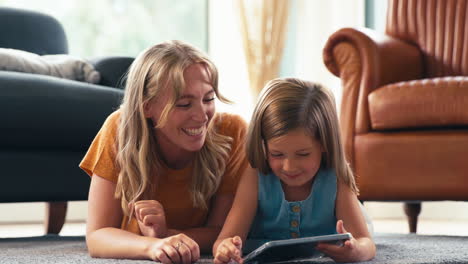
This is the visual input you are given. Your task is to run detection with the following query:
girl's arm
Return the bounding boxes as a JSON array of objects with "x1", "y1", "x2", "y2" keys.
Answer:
[
  {"x1": 317, "y1": 180, "x2": 376, "y2": 262},
  {"x1": 166, "y1": 166, "x2": 259, "y2": 255},
  {"x1": 164, "y1": 192, "x2": 236, "y2": 253},
  {"x1": 212, "y1": 166, "x2": 258, "y2": 258},
  {"x1": 86, "y1": 174, "x2": 199, "y2": 263}
]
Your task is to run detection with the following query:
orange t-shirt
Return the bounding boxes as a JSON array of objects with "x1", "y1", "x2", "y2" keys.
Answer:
[{"x1": 79, "y1": 110, "x2": 248, "y2": 234}]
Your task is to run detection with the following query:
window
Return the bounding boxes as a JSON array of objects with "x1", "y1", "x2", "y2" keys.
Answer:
[{"x1": 0, "y1": 0, "x2": 208, "y2": 57}]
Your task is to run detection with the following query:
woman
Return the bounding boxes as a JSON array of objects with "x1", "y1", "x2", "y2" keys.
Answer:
[{"x1": 80, "y1": 40, "x2": 248, "y2": 263}]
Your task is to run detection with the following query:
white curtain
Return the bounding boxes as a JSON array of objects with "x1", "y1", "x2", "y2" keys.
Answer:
[
  {"x1": 237, "y1": 0, "x2": 290, "y2": 97},
  {"x1": 292, "y1": 0, "x2": 365, "y2": 110},
  {"x1": 208, "y1": 0, "x2": 365, "y2": 120}
]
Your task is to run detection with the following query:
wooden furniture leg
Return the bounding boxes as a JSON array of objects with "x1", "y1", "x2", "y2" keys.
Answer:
[
  {"x1": 45, "y1": 202, "x2": 68, "y2": 234},
  {"x1": 403, "y1": 202, "x2": 421, "y2": 233}
]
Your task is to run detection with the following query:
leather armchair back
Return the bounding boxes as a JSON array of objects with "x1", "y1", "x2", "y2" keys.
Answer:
[
  {"x1": 386, "y1": 0, "x2": 468, "y2": 77},
  {"x1": 0, "y1": 7, "x2": 68, "y2": 55}
]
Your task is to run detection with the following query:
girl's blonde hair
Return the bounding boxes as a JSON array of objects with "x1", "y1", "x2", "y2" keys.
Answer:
[
  {"x1": 116, "y1": 40, "x2": 232, "y2": 216},
  {"x1": 246, "y1": 78, "x2": 358, "y2": 193}
]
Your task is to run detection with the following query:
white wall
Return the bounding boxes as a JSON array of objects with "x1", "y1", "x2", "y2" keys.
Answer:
[
  {"x1": 1, "y1": 201, "x2": 468, "y2": 223},
  {"x1": 0, "y1": 202, "x2": 87, "y2": 223},
  {"x1": 208, "y1": 0, "x2": 253, "y2": 122}
]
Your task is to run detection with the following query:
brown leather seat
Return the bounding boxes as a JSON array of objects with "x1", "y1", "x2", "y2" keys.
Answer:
[{"x1": 323, "y1": 0, "x2": 468, "y2": 233}]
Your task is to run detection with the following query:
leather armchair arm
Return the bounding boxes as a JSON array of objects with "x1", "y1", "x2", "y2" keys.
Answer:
[
  {"x1": 323, "y1": 27, "x2": 423, "y2": 134},
  {"x1": 90, "y1": 56, "x2": 134, "y2": 89},
  {"x1": 322, "y1": 27, "x2": 423, "y2": 166}
]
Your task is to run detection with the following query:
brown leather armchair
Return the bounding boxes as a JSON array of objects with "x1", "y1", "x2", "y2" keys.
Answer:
[{"x1": 323, "y1": 0, "x2": 468, "y2": 233}]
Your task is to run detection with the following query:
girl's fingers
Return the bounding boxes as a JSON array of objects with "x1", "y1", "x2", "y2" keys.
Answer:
[
  {"x1": 233, "y1": 236, "x2": 243, "y2": 248},
  {"x1": 225, "y1": 242, "x2": 241, "y2": 260},
  {"x1": 214, "y1": 250, "x2": 231, "y2": 264},
  {"x1": 218, "y1": 245, "x2": 235, "y2": 263}
]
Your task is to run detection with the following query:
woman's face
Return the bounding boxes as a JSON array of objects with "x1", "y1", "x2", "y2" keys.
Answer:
[{"x1": 144, "y1": 63, "x2": 216, "y2": 164}]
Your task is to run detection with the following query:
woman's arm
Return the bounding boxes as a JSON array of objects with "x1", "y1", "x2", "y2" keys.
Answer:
[
  {"x1": 86, "y1": 174, "x2": 199, "y2": 263},
  {"x1": 86, "y1": 174, "x2": 155, "y2": 259},
  {"x1": 317, "y1": 180, "x2": 376, "y2": 262}
]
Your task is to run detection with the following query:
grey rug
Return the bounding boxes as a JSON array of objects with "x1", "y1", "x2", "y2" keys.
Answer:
[{"x1": 1, "y1": 233, "x2": 468, "y2": 263}]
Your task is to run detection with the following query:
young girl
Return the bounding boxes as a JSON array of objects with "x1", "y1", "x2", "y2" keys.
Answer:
[
  {"x1": 213, "y1": 78, "x2": 376, "y2": 263},
  {"x1": 80, "y1": 40, "x2": 248, "y2": 263}
]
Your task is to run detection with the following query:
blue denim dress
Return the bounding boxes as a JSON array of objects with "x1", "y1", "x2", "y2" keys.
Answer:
[{"x1": 244, "y1": 168, "x2": 338, "y2": 253}]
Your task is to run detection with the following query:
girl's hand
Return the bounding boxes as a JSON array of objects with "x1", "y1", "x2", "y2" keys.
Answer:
[
  {"x1": 132, "y1": 200, "x2": 167, "y2": 238},
  {"x1": 315, "y1": 220, "x2": 361, "y2": 263},
  {"x1": 149, "y1": 233, "x2": 200, "y2": 264},
  {"x1": 214, "y1": 236, "x2": 243, "y2": 264}
]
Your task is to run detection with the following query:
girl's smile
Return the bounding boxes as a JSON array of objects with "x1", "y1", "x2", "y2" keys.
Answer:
[{"x1": 267, "y1": 127, "x2": 324, "y2": 196}]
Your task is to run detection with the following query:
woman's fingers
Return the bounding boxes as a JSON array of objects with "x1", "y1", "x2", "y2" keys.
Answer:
[
  {"x1": 162, "y1": 244, "x2": 181, "y2": 263},
  {"x1": 154, "y1": 249, "x2": 171, "y2": 264},
  {"x1": 143, "y1": 214, "x2": 165, "y2": 226},
  {"x1": 180, "y1": 235, "x2": 200, "y2": 262},
  {"x1": 134, "y1": 201, "x2": 164, "y2": 221},
  {"x1": 177, "y1": 242, "x2": 192, "y2": 264}
]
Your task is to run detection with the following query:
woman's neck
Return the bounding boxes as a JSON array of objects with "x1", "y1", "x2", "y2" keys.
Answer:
[
  {"x1": 163, "y1": 153, "x2": 194, "y2": 170},
  {"x1": 155, "y1": 135, "x2": 195, "y2": 170}
]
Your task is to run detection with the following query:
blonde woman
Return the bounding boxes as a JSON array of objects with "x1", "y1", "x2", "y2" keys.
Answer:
[
  {"x1": 213, "y1": 78, "x2": 376, "y2": 263},
  {"x1": 80, "y1": 40, "x2": 248, "y2": 263}
]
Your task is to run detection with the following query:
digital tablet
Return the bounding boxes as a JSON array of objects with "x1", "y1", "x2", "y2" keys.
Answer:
[{"x1": 243, "y1": 233, "x2": 351, "y2": 264}]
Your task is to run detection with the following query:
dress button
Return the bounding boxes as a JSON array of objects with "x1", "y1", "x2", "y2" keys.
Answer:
[
  {"x1": 291, "y1": 232, "x2": 299, "y2": 238},
  {"x1": 291, "y1": 220, "x2": 299, "y2": 228},
  {"x1": 292, "y1": 205, "x2": 301, "y2": 213}
]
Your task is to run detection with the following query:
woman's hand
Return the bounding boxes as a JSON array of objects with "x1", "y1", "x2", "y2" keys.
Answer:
[
  {"x1": 132, "y1": 200, "x2": 167, "y2": 238},
  {"x1": 149, "y1": 233, "x2": 200, "y2": 264},
  {"x1": 316, "y1": 220, "x2": 366, "y2": 263},
  {"x1": 214, "y1": 236, "x2": 243, "y2": 264}
]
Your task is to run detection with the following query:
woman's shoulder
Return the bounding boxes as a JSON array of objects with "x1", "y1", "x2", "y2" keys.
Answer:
[
  {"x1": 213, "y1": 112, "x2": 248, "y2": 136},
  {"x1": 100, "y1": 109, "x2": 121, "y2": 134},
  {"x1": 105, "y1": 109, "x2": 121, "y2": 125}
]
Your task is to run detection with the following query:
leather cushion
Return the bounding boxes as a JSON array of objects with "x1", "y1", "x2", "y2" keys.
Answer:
[
  {"x1": 354, "y1": 131, "x2": 468, "y2": 201},
  {"x1": 369, "y1": 77, "x2": 468, "y2": 130}
]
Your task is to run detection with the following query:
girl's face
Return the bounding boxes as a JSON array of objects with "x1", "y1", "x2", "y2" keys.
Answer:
[
  {"x1": 266, "y1": 128, "x2": 323, "y2": 189},
  {"x1": 144, "y1": 63, "x2": 216, "y2": 164}
]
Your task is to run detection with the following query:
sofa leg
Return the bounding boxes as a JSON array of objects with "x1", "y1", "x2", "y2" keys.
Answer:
[
  {"x1": 403, "y1": 202, "x2": 421, "y2": 233},
  {"x1": 45, "y1": 202, "x2": 68, "y2": 234}
]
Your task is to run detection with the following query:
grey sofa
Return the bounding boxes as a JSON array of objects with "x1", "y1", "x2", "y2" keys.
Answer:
[{"x1": 0, "y1": 7, "x2": 133, "y2": 234}]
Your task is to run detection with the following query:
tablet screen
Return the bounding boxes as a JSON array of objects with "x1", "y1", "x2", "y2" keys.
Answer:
[{"x1": 243, "y1": 233, "x2": 351, "y2": 263}]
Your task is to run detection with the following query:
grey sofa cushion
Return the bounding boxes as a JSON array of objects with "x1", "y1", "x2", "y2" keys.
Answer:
[
  {"x1": 0, "y1": 71, "x2": 123, "y2": 150},
  {"x1": 0, "y1": 48, "x2": 100, "y2": 83},
  {"x1": 0, "y1": 7, "x2": 68, "y2": 55}
]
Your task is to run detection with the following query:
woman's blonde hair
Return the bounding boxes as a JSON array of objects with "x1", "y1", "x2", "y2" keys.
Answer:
[
  {"x1": 116, "y1": 40, "x2": 232, "y2": 216},
  {"x1": 246, "y1": 78, "x2": 358, "y2": 193}
]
